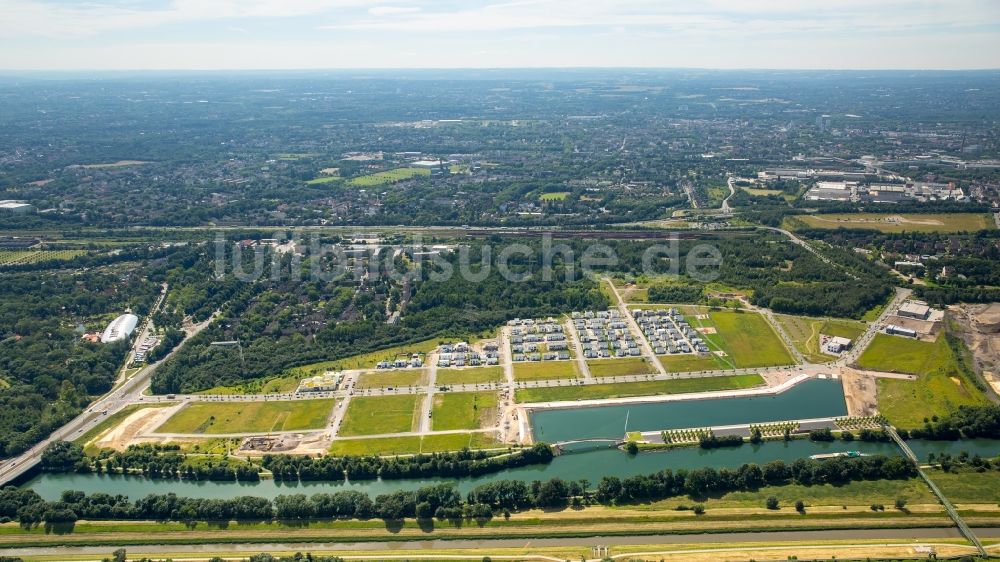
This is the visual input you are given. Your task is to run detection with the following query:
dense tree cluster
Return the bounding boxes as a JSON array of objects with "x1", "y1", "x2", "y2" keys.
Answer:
[
  {"x1": 264, "y1": 443, "x2": 553, "y2": 482},
  {"x1": 909, "y1": 405, "x2": 1000, "y2": 440},
  {"x1": 40, "y1": 441, "x2": 554, "y2": 483},
  {"x1": 0, "y1": 267, "x2": 160, "y2": 458}
]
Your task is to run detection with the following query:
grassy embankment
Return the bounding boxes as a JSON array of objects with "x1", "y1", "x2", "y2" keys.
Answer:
[
  {"x1": 516, "y1": 373, "x2": 764, "y2": 403},
  {"x1": 856, "y1": 332, "x2": 989, "y2": 428}
]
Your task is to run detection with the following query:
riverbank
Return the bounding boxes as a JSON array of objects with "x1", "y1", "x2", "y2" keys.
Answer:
[{"x1": 0, "y1": 502, "x2": 986, "y2": 549}]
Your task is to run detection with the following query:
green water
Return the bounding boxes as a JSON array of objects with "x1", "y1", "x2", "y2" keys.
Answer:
[
  {"x1": 530, "y1": 377, "x2": 848, "y2": 442},
  {"x1": 24, "y1": 438, "x2": 1000, "y2": 502}
]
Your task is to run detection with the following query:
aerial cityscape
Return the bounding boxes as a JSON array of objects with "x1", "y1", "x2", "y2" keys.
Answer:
[{"x1": 2, "y1": 2, "x2": 1000, "y2": 562}]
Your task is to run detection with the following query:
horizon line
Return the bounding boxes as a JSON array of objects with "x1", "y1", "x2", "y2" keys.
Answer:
[{"x1": 1, "y1": 66, "x2": 1000, "y2": 75}]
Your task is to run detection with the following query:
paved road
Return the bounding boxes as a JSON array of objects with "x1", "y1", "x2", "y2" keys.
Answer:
[
  {"x1": 0, "y1": 312, "x2": 216, "y2": 487},
  {"x1": 6, "y1": 528, "x2": 998, "y2": 560},
  {"x1": 838, "y1": 287, "x2": 912, "y2": 366},
  {"x1": 603, "y1": 277, "x2": 667, "y2": 376},
  {"x1": 760, "y1": 226, "x2": 860, "y2": 281},
  {"x1": 721, "y1": 175, "x2": 736, "y2": 215}
]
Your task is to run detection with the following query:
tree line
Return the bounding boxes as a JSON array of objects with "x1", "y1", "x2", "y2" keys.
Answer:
[
  {"x1": 40, "y1": 441, "x2": 554, "y2": 483},
  {"x1": 2, "y1": 454, "x2": 916, "y2": 526}
]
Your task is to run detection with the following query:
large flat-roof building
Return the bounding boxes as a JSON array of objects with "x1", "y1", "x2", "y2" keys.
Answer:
[
  {"x1": 0, "y1": 200, "x2": 35, "y2": 214},
  {"x1": 410, "y1": 159, "x2": 448, "y2": 174},
  {"x1": 101, "y1": 313, "x2": 139, "y2": 343},
  {"x1": 898, "y1": 302, "x2": 931, "y2": 320},
  {"x1": 825, "y1": 336, "x2": 853, "y2": 354}
]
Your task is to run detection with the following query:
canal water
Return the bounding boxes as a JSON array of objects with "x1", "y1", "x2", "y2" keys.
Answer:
[
  {"x1": 21, "y1": 377, "x2": 1000, "y2": 501},
  {"x1": 23, "y1": 438, "x2": 1000, "y2": 501},
  {"x1": 530, "y1": 377, "x2": 848, "y2": 442}
]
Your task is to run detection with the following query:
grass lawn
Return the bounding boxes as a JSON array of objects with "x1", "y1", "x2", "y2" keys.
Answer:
[
  {"x1": 436, "y1": 367, "x2": 505, "y2": 385},
  {"x1": 775, "y1": 314, "x2": 866, "y2": 363},
  {"x1": 305, "y1": 176, "x2": 342, "y2": 185},
  {"x1": 927, "y1": 469, "x2": 1000, "y2": 504},
  {"x1": 858, "y1": 333, "x2": 989, "y2": 427},
  {"x1": 347, "y1": 167, "x2": 430, "y2": 187},
  {"x1": 155, "y1": 399, "x2": 335, "y2": 434},
  {"x1": 431, "y1": 391, "x2": 498, "y2": 431},
  {"x1": 785, "y1": 213, "x2": 995, "y2": 234},
  {"x1": 328, "y1": 432, "x2": 502, "y2": 456},
  {"x1": 515, "y1": 374, "x2": 764, "y2": 403},
  {"x1": 660, "y1": 353, "x2": 727, "y2": 372},
  {"x1": 697, "y1": 311, "x2": 794, "y2": 368},
  {"x1": 0, "y1": 250, "x2": 87, "y2": 266},
  {"x1": 587, "y1": 358, "x2": 655, "y2": 378},
  {"x1": 627, "y1": 477, "x2": 935, "y2": 511},
  {"x1": 539, "y1": 191, "x2": 570, "y2": 201},
  {"x1": 338, "y1": 395, "x2": 421, "y2": 436},
  {"x1": 513, "y1": 361, "x2": 581, "y2": 381},
  {"x1": 355, "y1": 370, "x2": 426, "y2": 389}
]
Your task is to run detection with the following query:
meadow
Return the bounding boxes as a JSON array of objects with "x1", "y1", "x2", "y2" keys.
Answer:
[
  {"x1": 786, "y1": 213, "x2": 995, "y2": 234},
  {"x1": 155, "y1": 400, "x2": 335, "y2": 434},
  {"x1": 513, "y1": 361, "x2": 581, "y2": 381},
  {"x1": 338, "y1": 395, "x2": 421, "y2": 436},
  {"x1": 436, "y1": 367, "x2": 505, "y2": 385},
  {"x1": 858, "y1": 333, "x2": 989, "y2": 427},
  {"x1": 515, "y1": 373, "x2": 763, "y2": 403},
  {"x1": 431, "y1": 391, "x2": 498, "y2": 431},
  {"x1": 347, "y1": 167, "x2": 430, "y2": 187}
]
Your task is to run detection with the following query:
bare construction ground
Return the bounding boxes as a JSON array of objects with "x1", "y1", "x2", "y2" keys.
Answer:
[
  {"x1": 951, "y1": 304, "x2": 1000, "y2": 398},
  {"x1": 91, "y1": 404, "x2": 182, "y2": 451}
]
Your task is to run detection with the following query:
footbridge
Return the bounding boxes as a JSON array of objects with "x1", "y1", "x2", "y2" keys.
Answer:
[{"x1": 552, "y1": 438, "x2": 623, "y2": 454}]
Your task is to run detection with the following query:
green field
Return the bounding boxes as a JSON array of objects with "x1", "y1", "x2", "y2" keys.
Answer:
[
  {"x1": 436, "y1": 367, "x2": 505, "y2": 385},
  {"x1": 775, "y1": 314, "x2": 866, "y2": 363},
  {"x1": 587, "y1": 358, "x2": 654, "y2": 378},
  {"x1": 857, "y1": 333, "x2": 989, "y2": 427},
  {"x1": 785, "y1": 213, "x2": 995, "y2": 234},
  {"x1": 431, "y1": 391, "x2": 498, "y2": 431},
  {"x1": 347, "y1": 167, "x2": 430, "y2": 187},
  {"x1": 929, "y1": 468, "x2": 1000, "y2": 504},
  {"x1": 305, "y1": 176, "x2": 342, "y2": 185},
  {"x1": 328, "y1": 432, "x2": 501, "y2": 456},
  {"x1": 513, "y1": 361, "x2": 581, "y2": 381},
  {"x1": 631, "y1": 476, "x2": 935, "y2": 511},
  {"x1": 515, "y1": 373, "x2": 764, "y2": 403},
  {"x1": 155, "y1": 399, "x2": 335, "y2": 434},
  {"x1": 355, "y1": 369, "x2": 426, "y2": 389},
  {"x1": 338, "y1": 395, "x2": 421, "y2": 436},
  {"x1": 0, "y1": 249, "x2": 86, "y2": 266},
  {"x1": 660, "y1": 353, "x2": 727, "y2": 372},
  {"x1": 539, "y1": 191, "x2": 570, "y2": 201},
  {"x1": 694, "y1": 311, "x2": 795, "y2": 368}
]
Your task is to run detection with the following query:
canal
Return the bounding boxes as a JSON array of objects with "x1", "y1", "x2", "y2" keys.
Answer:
[
  {"x1": 21, "y1": 378, "x2": 1000, "y2": 501},
  {"x1": 530, "y1": 377, "x2": 848, "y2": 442}
]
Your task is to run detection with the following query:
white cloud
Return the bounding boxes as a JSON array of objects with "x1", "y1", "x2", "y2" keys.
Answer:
[
  {"x1": 368, "y1": 6, "x2": 421, "y2": 16},
  {"x1": 0, "y1": 0, "x2": 381, "y2": 38}
]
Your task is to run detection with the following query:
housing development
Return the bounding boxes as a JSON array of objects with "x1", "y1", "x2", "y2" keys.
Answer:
[{"x1": 1, "y1": 68, "x2": 1000, "y2": 562}]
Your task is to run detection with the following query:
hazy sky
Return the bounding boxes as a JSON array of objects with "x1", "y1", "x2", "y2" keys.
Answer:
[{"x1": 2, "y1": 0, "x2": 999, "y2": 70}]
